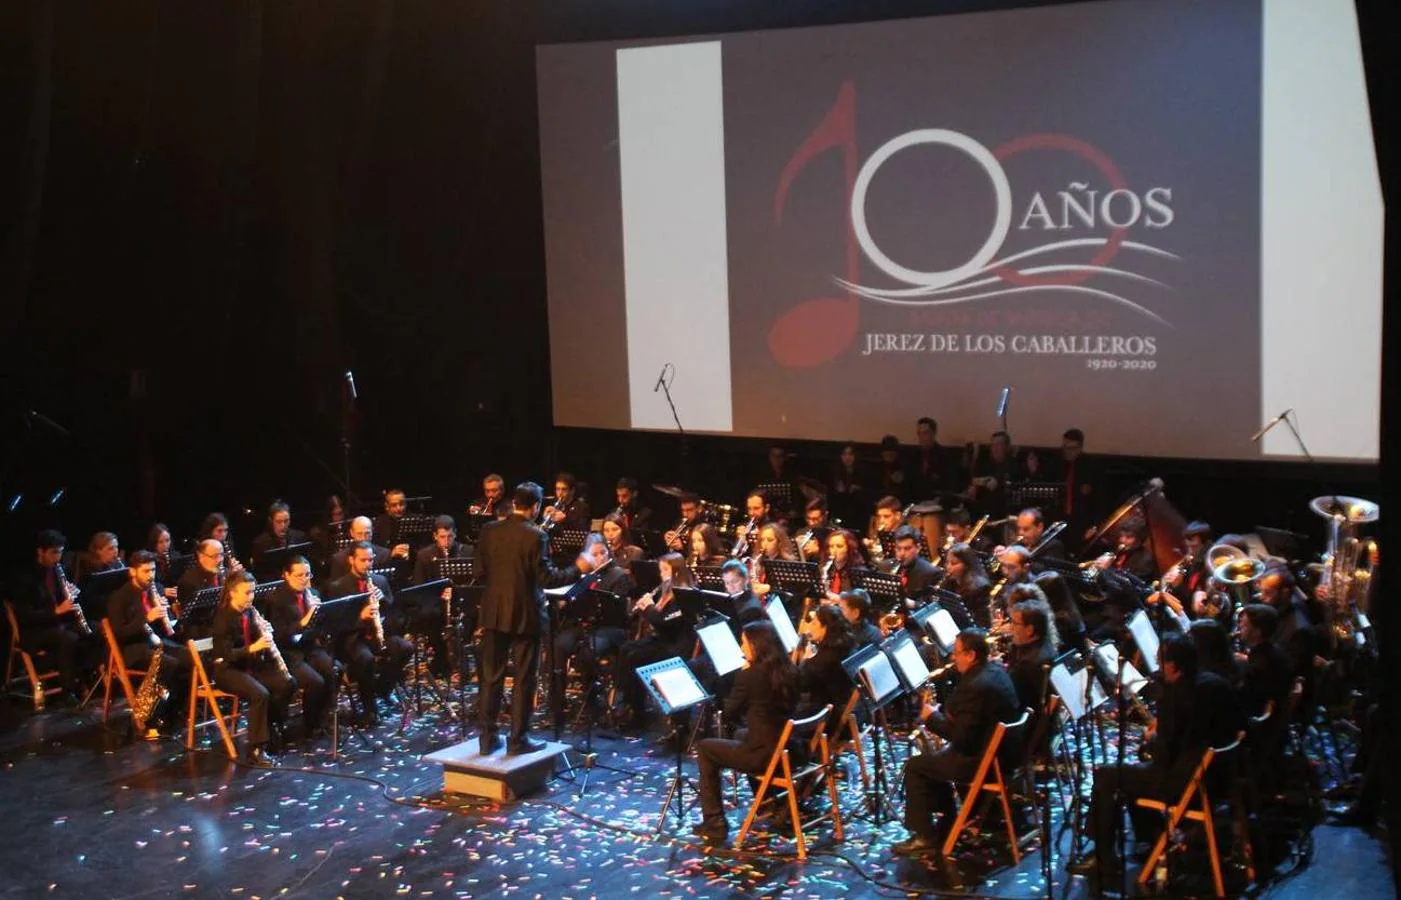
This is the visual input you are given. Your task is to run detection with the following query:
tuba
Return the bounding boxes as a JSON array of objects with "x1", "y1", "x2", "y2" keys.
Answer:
[
  {"x1": 1207, "y1": 543, "x2": 1265, "y2": 620},
  {"x1": 1311, "y1": 495, "x2": 1380, "y2": 642}
]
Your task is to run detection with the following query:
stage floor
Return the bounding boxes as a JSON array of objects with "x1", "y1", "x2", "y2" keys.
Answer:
[{"x1": 0, "y1": 691, "x2": 1391, "y2": 899}]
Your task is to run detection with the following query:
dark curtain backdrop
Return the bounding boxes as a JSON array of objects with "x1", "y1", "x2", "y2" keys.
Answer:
[{"x1": 0, "y1": 0, "x2": 1392, "y2": 557}]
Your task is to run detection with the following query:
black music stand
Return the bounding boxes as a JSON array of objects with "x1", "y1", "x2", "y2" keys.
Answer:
[
  {"x1": 560, "y1": 587, "x2": 633, "y2": 795},
  {"x1": 1008, "y1": 483, "x2": 1065, "y2": 520},
  {"x1": 631, "y1": 560, "x2": 662, "y2": 595},
  {"x1": 252, "y1": 542, "x2": 314, "y2": 583},
  {"x1": 462, "y1": 514, "x2": 494, "y2": 543},
  {"x1": 852, "y1": 569, "x2": 903, "y2": 616},
  {"x1": 761, "y1": 559, "x2": 820, "y2": 600},
  {"x1": 389, "y1": 513, "x2": 434, "y2": 549},
  {"x1": 78, "y1": 568, "x2": 128, "y2": 621},
  {"x1": 395, "y1": 578, "x2": 454, "y2": 714},
  {"x1": 638, "y1": 657, "x2": 712, "y2": 833},
  {"x1": 1048, "y1": 650, "x2": 1106, "y2": 859},
  {"x1": 544, "y1": 571, "x2": 602, "y2": 745},
  {"x1": 181, "y1": 585, "x2": 224, "y2": 635},
  {"x1": 164, "y1": 553, "x2": 193, "y2": 585},
  {"x1": 910, "y1": 601, "x2": 962, "y2": 656},
  {"x1": 636, "y1": 529, "x2": 668, "y2": 559},
  {"x1": 691, "y1": 565, "x2": 727, "y2": 592},
  {"x1": 549, "y1": 528, "x2": 588, "y2": 562},
  {"x1": 841, "y1": 643, "x2": 905, "y2": 824},
  {"x1": 305, "y1": 592, "x2": 374, "y2": 755},
  {"x1": 754, "y1": 481, "x2": 794, "y2": 515}
]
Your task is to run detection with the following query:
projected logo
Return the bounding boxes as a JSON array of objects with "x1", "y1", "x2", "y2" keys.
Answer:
[{"x1": 768, "y1": 83, "x2": 1179, "y2": 368}]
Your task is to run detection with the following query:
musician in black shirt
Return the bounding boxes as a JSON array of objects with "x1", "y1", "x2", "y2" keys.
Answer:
[
  {"x1": 211, "y1": 571, "x2": 296, "y2": 764},
  {"x1": 410, "y1": 516, "x2": 470, "y2": 676},
  {"x1": 372, "y1": 489, "x2": 409, "y2": 549},
  {"x1": 1013, "y1": 507, "x2": 1067, "y2": 563},
  {"x1": 250, "y1": 500, "x2": 310, "y2": 581},
  {"x1": 945, "y1": 543, "x2": 993, "y2": 629},
  {"x1": 1004, "y1": 593, "x2": 1058, "y2": 712},
  {"x1": 894, "y1": 526, "x2": 941, "y2": 600},
  {"x1": 894, "y1": 628, "x2": 1021, "y2": 855},
  {"x1": 838, "y1": 589, "x2": 883, "y2": 649},
  {"x1": 264, "y1": 556, "x2": 338, "y2": 733},
  {"x1": 543, "y1": 472, "x2": 591, "y2": 532},
  {"x1": 601, "y1": 513, "x2": 645, "y2": 571},
  {"x1": 9, "y1": 530, "x2": 87, "y2": 696},
  {"x1": 693, "y1": 621, "x2": 800, "y2": 844},
  {"x1": 107, "y1": 550, "x2": 192, "y2": 686},
  {"x1": 618, "y1": 552, "x2": 695, "y2": 728},
  {"x1": 965, "y1": 431, "x2": 1022, "y2": 520},
  {"x1": 1235, "y1": 604, "x2": 1293, "y2": 791},
  {"x1": 613, "y1": 478, "x2": 653, "y2": 533},
  {"x1": 328, "y1": 516, "x2": 405, "y2": 581},
  {"x1": 327, "y1": 541, "x2": 413, "y2": 726},
  {"x1": 470, "y1": 473, "x2": 509, "y2": 519},
  {"x1": 797, "y1": 605, "x2": 855, "y2": 735},
  {"x1": 720, "y1": 559, "x2": 766, "y2": 630},
  {"x1": 550, "y1": 535, "x2": 634, "y2": 726}
]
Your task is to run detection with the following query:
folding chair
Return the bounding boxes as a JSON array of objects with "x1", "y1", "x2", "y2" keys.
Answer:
[
  {"x1": 828, "y1": 687, "x2": 872, "y2": 794},
  {"x1": 100, "y1": 618, "x2": 151, "y2": 723},
  {"x1": 1134, "y1": 731, "x2": 1246, "y2": 897},
  {"x1": 4, "y1": 602, "x2": 65, "y2": 711},
  {"x1": 185, "y1": 638, "x2": 245, "y2": 759},
  {"x1": 942, "y1": 708, "x2": 1033, "y2": 861},
  {"x1": 735, "y1": 704, "x2": 843, "y2": 859}
]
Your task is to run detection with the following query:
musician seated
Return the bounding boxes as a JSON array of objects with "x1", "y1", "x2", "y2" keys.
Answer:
[
  {"x1": 265, "y1": 555, "x2": 339, "y2": 735},
  {"x1": 1089, "y1": 520, "x2": 1156, "y2": 582},
  {"x1": 965, "y1": 430, "x2": 1021, "y2": 521},
  {"x1": 720, "y1": 559, "x2": 766, "y2": 630},
  {"x1": 371, "y1": 488, "x2": 409, "y2": 550},
  {"x1": 601, "y1": 513, "x2": 645, "y2": 571},
  {"x1": 409, "y1": 515, "x2": 471, "y2": 676},
  {"x1": 864, "y1": 496, "x2": 907, "y2": 566},
  {"x1": 1010, "y1": 507, "x2": 1066, "y2": 563},
  {"x1": 893, "y1": 525, "x2": 941, "y2": 601},
  {"x1": 197, "y1": 513, "x2": 243, "y2": 573},
  {"x1": 1258, "y1": 564, "x2": 1325, "y2": 692},
  {"x1": 693, "y1": 621, "x2": 799, "y2": 845},
  {"x1": 550, "y1": 535, "x2": 635, "y2": 726},
  {"x1": 211, "y1": 571, "x2": 296, "y2": 765},
  {"x1": 614, "y1": 477, "x2": 653, "y2": 533},
  {"x1": 750, "y1": 523, "x2": 797, "y2": 596},
  {"x1": 327, "y1": 541, "x2": 414, "y2": 726},
  {"x1": 146, "y1": 523, "x2": 181, "y2": 596},
  {"x1": 943, "y1": 543, "x2": 993, "y2": 629},
  {"x1": 107, "y1": 550, "x2": 193, "y2": 731},
  {"x1": 665, "y1": 493, "x2": 706, "y2": 553},
  {"x1": 249, "y1": 500, "x2": 310, "y2": 577},
  {"x1": 821, "y1": 528, "x2": 867, "y2": 599},
  {"x1": 1003, "y1": 591, "x2": 1058, "y2": 713},
  {"x1": 177, "y1": 540, "x2": 225, "y2": 639},
  {"x1": 797, "y1": 605, "x2": 856, "y2": 735},
  {"x1": 74, "y1": 530, "x2": 124, "y2": 583},
  {"x1": 893, "y1": 628, "x2": 1021, "y2": 855},
  {"x1": 838, "y1": 589, "x2": 883, "y2": 649},
  {"x1": 1033, "y1": 570, "x2": 1088, "y2": 654},
  {"x1": 618, "y1": 552, "x2": 696, "y2": 729},
  {"x1": 995, "y1": 546, "x2": 1036, "y2": 614},
  {"x1": 328, "y1": 516, "x2": 404, "y2": 581},
  {"x1": 469, "y1": 473, "x2": 509, "y2": 519},
  {"x1": 1069, "y1": 633, "x2": 1244, "y2": 880},
  {"x1": 1188, "y1": 619, "x2": 1241, "y2": 686},
  {"x1": 797, "y1": 498, "x2": 831, "y2": 560},
  {"x1": 687, "y1": 523, "x2": 728, "y2": 569},
  {"x1": 10, "y1": 529, "x2": 91, "y2": 698},
  {"x1": 543, "y1": 472, "x2": 591, "y2": 532}
]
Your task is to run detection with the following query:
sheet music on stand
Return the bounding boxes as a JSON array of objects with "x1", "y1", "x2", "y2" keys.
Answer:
[
  {"x1": 762, "y1": 559, "x2": 819, "y2": 598},
  {"x1": 910, "y1": 602, "x2": 961, "y2": 655},
  {"x1": 1049, "y1": 651, "x2": 1107, "y2": 721},
  {"x1": 841, "y1": 643, "x2": 903, "y2": 709},
  {"x1": 883, "y1": 631, "x2": 931, "y2": 691},
  {"x1": 431, "y1": 556, "x2": 476, "y2": 587},
  {"x1": 692, "y1": 565, "x2": 727, "y2": 592},
  {"x1": 697, "y1": 620, "x2": 746, "y2": 677},
  {"x1": 550, "y1": 528, "x2": 588, "y2": 558},
  {"x1": 764, "y1": 597, "x2": 801, "y2": 653},
  {"x1": 638, "y1": 657, "x2": 711, "y2": 715},
  {"x1": 1126, "y1": 609, "x2": 1161, "y2": 674},
  {"x1": 1008, "y1": 482, "x2": 1066, "y2": 517},
  {"x1": 1091, "y1": 642, "x2": 1151, "y2": 698}
]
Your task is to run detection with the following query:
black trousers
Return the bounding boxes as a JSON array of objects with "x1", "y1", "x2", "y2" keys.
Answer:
[
  {"x1": 288, "y1": 647, "x2": 338, "y2": 727},
  {"x1": 478, "y1": 627, "x2": 540, "y2": 745},
  {"x1": 618, "y1": 636, "x2": 687, "y2": 718},
  {"x1": 550, "y1": 624, "x2": 626, "y2": 720},
  {"x1": 697, "y1": 737, "x2": 774, "y2": 822},
  {"x1": 903, "y1": 748, "x2": 981, "y2": 837},
  {"x1": 213, "y1": 663, "x2": 295, "y2": 747},
  {"x1": 1088, "y1": 761, "x2": 1169, "y2": 872},
  {"x1": 337, "y1": 633, "x2": 412, "y2": 713},
  {"x1": 20, "y1": 625, "x2": 82, "y2": 692}
]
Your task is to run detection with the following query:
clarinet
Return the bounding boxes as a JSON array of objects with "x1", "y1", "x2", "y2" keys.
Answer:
[
  {"x1": 148, "y1": 582, "x2": 175, "y2": 639},
  {"x1": 367, "y1": 578, "x2": 387, "y2": 651},
  {"x1": 55, "y1": 563, "x2": 92, "y2": 635},
  {"x1": 251, "y1": 608, "x2": 291, "y2": 679}
]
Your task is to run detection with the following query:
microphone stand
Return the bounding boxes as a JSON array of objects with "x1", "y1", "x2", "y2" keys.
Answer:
[{"x1": 657, "y1": 366, "x2": 690, "y2": 486}]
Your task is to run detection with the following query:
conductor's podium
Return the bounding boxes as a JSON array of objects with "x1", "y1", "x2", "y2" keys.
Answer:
[{"x1": 423, "y1": 739, "x2": 569, "y2": 802}]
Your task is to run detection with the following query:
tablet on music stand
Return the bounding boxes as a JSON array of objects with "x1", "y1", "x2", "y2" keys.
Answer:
[
  {"x1": 638, "y1": 657, "x2": 711, "y2": 715},
  {"x1": 1127, "y1": 609, "x2": 1161, "y2": 674},
  {"x1": 1049, "y1": 652, "x2": 1106, "y2": 721},
  {"x1": 884, "y1": 631, "x2": 931, "y2": 691},
  {"x1": 697, "y1": 620, "x2": 745, "y2": 677},
  {"x1": 764, "y1": 597, "x2": 800, "y2": 653}
]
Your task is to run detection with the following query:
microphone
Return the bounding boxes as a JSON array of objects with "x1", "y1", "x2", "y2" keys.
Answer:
[
  {"x1": 653, "y1": 363, "x2": 669, "y2": 394},
  {"x1": 996, "y1": 386, "x2": 1011, "y2": 419},
  {"x1": 344, "y1": 370, "x2": 358, "y2": 401},
  {"x1": 1250, "y1": 409, "x2": 1291, "y2": 442}
]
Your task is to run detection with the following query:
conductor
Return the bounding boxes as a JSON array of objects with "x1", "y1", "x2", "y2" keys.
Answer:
[{"x1": 476, "y1": 481, "x2": 581, "y2": 755}]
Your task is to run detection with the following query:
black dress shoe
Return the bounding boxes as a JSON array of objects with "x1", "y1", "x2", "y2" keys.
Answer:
[
  {"x1": 891, "y1": 834, "x2": 941, "y2": 856},
  {"x1": 479, "y1": 733, "x2": 504, "y2": 755},
  {"x1": 245, "y1": 746, "x2": 277, "y2": 768},
  {"x1": 508, "y1": 737, "x2": 547, "y2": 755}
]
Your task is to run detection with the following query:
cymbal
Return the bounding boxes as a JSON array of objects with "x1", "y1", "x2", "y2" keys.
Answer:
[
  {"x1": 1308, "y1": 495, "x2": 1379, "y2": 523},
  {"x1": 651, "y1": 484, "x2": 686, "y2": 498}
]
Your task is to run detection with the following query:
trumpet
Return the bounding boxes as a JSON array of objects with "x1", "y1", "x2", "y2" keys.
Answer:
[
  {"x1": 730, "y1": 517, "x2": 759, "y2": 558},
  {"x1": 664, "y1": 513, "x2": 694, "y2": 552},
  {"x1": 250, "y1": 608, "x2": 291, "y2": 679},
  {"x1": 55, "y1": 562, "x2": 91, "y2": 635}
]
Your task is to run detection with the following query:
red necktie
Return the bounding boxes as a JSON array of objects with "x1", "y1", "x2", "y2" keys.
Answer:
[
  {"x1": 358, "y1": 579, "x2": 367, "y2": 594},
  {"x1": 832, "y1": 571, "x2": 841, "y2": 593},
  {"x1": 241, "y1": 612, "x2": 250, "y2": 647},
  {"x1": 900, "y1": 569, "x2": 909, "y2": 591},
  {"x1": 297, "y1": 591, "x2": 306, "y2": 616}
]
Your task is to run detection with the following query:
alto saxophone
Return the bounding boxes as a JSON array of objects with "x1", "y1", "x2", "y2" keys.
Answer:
[
  {"x1": 131, "y1": 584, "x2": 170, "y2": 733},
  {"x1": 56, "y1": 563, "x2": 91, "y2": 635},
  {"x1": 251, "y1": 608, "x2": 291, "y2": 679}
]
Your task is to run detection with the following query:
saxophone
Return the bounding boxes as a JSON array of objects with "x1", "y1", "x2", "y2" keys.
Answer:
[
  {"x1": 55, "y1": 563, "x2": 91, "y2": 635},
  {"x1": 251, "y1": 608, "x2": 291, "y2": 678},
  {"x1": 131, "y1": 585, "x2": 169, "y2": 733}
]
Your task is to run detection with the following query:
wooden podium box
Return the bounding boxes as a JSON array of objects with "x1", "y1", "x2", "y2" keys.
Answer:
[{"x1": 422, "y1": 739, "x2": 568, "y2": 802}]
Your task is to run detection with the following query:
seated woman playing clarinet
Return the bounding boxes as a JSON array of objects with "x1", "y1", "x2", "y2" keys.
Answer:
[
  {"x1": 618, "y1": 552, "x2": 696, "y2": 729},
  {"x1": 693, "y1": 620, "x2": 799, "y2": 845},
  {"x1": 687, "y1": 523, "x2": 728, "y2": 569},
  {"x1": 211, "y1": 570, "x2": 296, "y2": 765}
]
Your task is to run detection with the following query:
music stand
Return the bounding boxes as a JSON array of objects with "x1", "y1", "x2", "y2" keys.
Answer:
[
  {"x1": 696, "y1": 619, "x2": 746, "y2": 678},
  {"x1": 462, "y1": 514, "x2": 494, "y2": 543},
  {"x1": 77, "y1": 568, "x2": 128, "y2": 621},
  {"x1": 1126, "y1": 609, "x2": 1160, "y2": 674},
  {"x1": 252, "y1": 542, "x2": 315, "y2": 583},
  {"x1": 392, "y1": 513, "x2": 434, "y2": 549},
  {"x1": 631, "y1": 560, "x2": 662, "y2": 595},
  {"x1": 1255, "y1": 525, "x2": 1307, "y2": 561},
  {"x1": 761, "y1": 559, "x2": 819, "y2": 599},
  {"x1": 672, "y1": 587, "x2": 734, "y2": 625},
  {"x1": 1049, "y1": 650, "x2": 1107, "y2": 856},
  {"x1": 841, "y1": 643, "x2": 904, "y2": 823},
  {"x1": 431, "y1": 557, "x2": 476, "y2": 588},
  {"x1": 164, "y1": 553, "x2": 193, "y2": 585},
  {"x1": 754, "y1": 482, "x2": 794, "y2": 514},
  {"x1": 306, "y1": 593, "x2": 371, "y2": 639},
  {"x1": 636, "y1": 529, "x2": 668, "y2": 559},
  {"x1": 1008, "y1": 483, "x2": 1065, "y2": 519},
  {"x1": 763, "y1": 597, "x2": 801, "y2": 654},
  {"x1": 638, "y1": 657, "x2": 713, "y2": 833},
  {"x1": 691, "y1": 565, "x2": 727, "y2": 592},
  {"x1": 393, "y1": 578, "x2": 454, "y2": 715},
  {"x1": 851, "y1": 569, "x2": 902, "y2": 616},
  {"x1": 550, "y1": 528, "x2": 589, "y2": 560},
  {"x1": 910, "y1": 602, "x2": 961, "y2": 656},
  {"x1": 181, "y1": 586, "x2": 224, "y2": 635}
]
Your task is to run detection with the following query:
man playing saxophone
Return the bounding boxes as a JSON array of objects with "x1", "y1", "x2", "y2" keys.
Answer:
[{"x1": 106, "y1": 550, "x2": 193, "y2": 734}]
